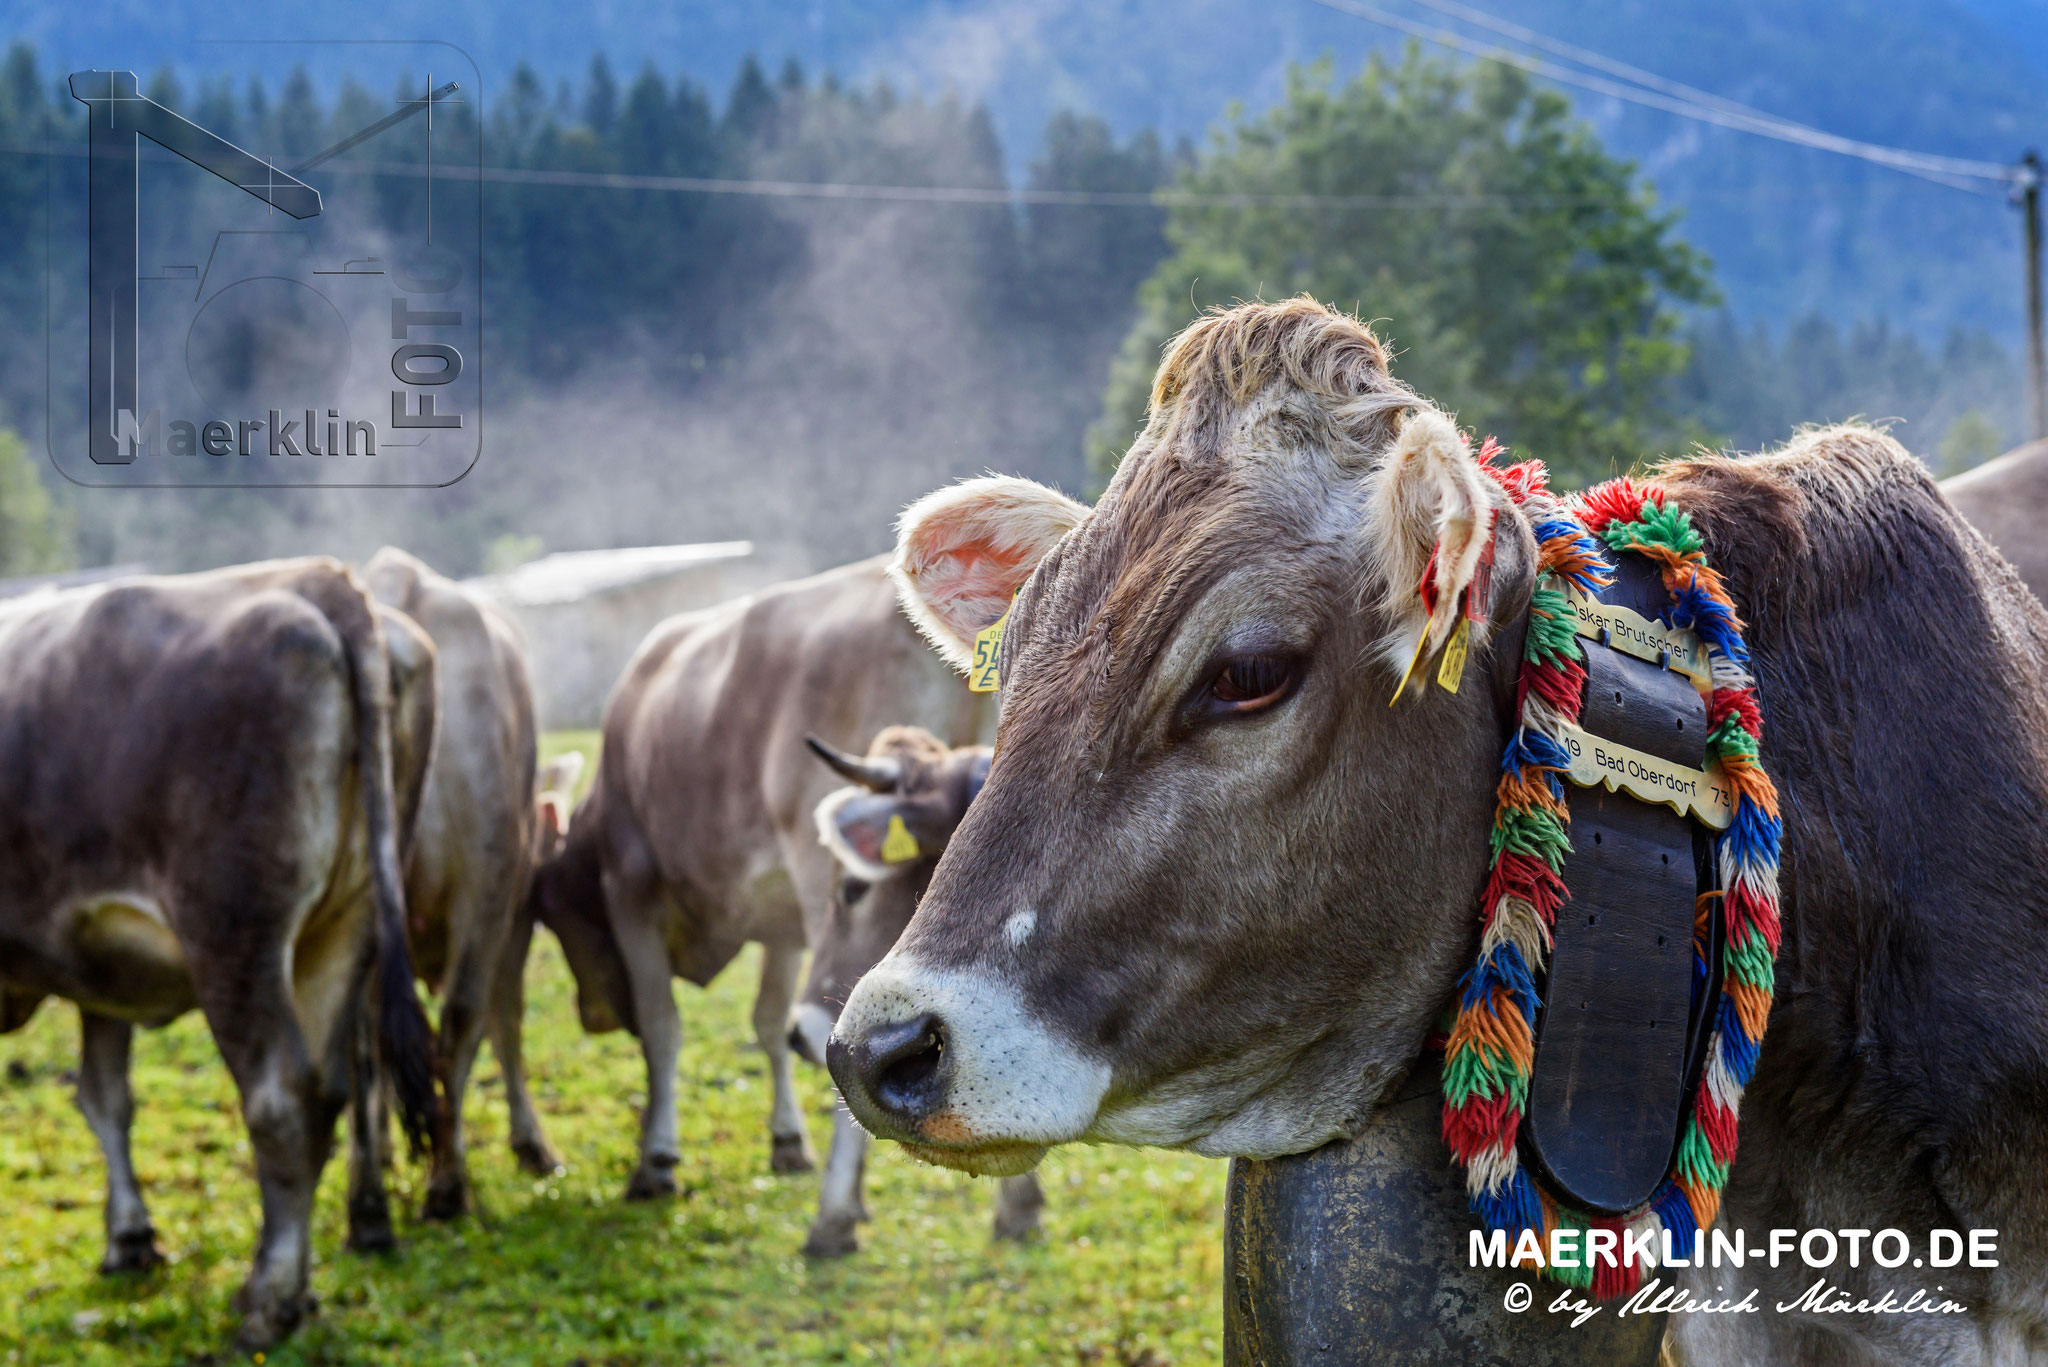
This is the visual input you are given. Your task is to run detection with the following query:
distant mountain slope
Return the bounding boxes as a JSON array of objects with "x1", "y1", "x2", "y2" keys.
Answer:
[{"x1": 13, "y1": 0, "x2": 2044, "y2": 336}]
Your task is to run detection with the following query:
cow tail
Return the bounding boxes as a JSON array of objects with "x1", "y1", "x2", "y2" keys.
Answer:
[{"x1": 332, "y1": 573, "x2": 447, "y2": 1162}]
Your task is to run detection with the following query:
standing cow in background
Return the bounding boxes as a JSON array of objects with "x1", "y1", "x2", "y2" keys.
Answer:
[
  {"x1": 0, "y1": 559, "x2": 443, "y2": 1350},
  {"x1": 1942, "y1": 439, "x2": 2048, "y2": 597},
  {"x1": 791, "y1": 728, "x2": 1042, "y2": 1256},
  {"x1": 348, "y1": 547, "x2": 577, "y2": 1243},
  {"x1": 531, "y1": 556, "x2": 991, "y2": 1203}
]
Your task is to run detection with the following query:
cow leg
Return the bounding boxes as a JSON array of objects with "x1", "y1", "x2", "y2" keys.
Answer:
[
  {"x1": 206, "y1": 1003, "x2": 326, "y2": 1350},
  {"x1": 422, "y1": 956, "x2": 490, "y2": 1221},
  {"x1": 344, "y1": 1004, "x2": 395, "y2": 1253},
  {"x1": 489, "y1": 903, "x2": 561, "y2": 1174},
  {"x1": 608, "y1": 872, "x2": 683, "y2": 1201},
  {"x1": 992, "y1": 1172, "x2": 1045, "y2": 1242},
  {"x1": 756, "y1": 944, "x2": 815, "y2": 1174},
  {"x1": 802, "y1": 1105, "x2": 870, "y2": 1258},
  {"x1": 75, "y1": 1010, "x2": 162, "y2": 1273}
]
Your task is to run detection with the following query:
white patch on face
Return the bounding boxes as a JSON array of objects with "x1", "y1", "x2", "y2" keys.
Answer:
[
  {"x1": 791, "y1": 1002, "x2": 836, "y2": 1068},
  {"x1": 833, "y1": 952, "x2": 1109, "y2": 1155},
  {"x1": 1003, "y1": 909, "x2": 1036, "y2": 947},
  {"x1": 812, "y1": 786, "x2": 912, "y2": 885}
]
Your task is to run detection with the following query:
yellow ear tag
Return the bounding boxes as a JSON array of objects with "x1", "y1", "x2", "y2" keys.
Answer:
[
  {"x1": 967, "y1": 599, "x2": 1012, "y2": 694},
  {"x1": 1390, "y1": 629, "x2": 1430, "y2": 706},
  {"x1": 1436, "y1": 617, "x2": 1472, "y2": 693},
  {"x1": 880, "y1": 813, "x2": 921, "y2": 863}
]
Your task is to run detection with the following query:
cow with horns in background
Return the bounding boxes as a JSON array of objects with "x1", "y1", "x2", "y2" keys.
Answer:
[
  {"x1": 529, "y1": 555, "x2": 995, "y2": 1237},
  {"x1": 828, "y1": 297, "x2": 2048, "y2": 1366},
  {"x1": 794, "y1": 727, "x2": 1043, "y2": 1255},
  {"x1": 0, "y1": 559, "x2": 443, "y2": 1351}
]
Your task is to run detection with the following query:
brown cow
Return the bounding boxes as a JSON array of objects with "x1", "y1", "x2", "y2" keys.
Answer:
[
  {"x1": 0, "y1": 558, "x2": 443, "y2": 1349},
  {"x1": 1942, "y1": 439, "x2": 2048, "y2": 596},
  {"x1": 793, "y1": 728, "x2": 1042, "y2": 1256},
  {"x1": 346, "y1": 547, "x2": 572, "y2": 1241},
  {"x1": 531, "y1": 556, "x2": 990, "y2": 1203},
  {"x1": 830, "y1": 298, "x2": 2048, "y2": 1365}
]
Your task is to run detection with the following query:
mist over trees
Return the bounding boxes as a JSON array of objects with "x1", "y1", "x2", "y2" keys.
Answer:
[
  {"x1": 0, "y1": 47, "x2": 1173, "y2": 575},
  {"x1": 0, "y1": 42, "x2": 2028, "y2": 582}
]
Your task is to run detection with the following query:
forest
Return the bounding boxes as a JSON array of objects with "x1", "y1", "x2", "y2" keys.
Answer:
[{"x1": 0, "y1": 42, "x2": 2025, "y2": 580}]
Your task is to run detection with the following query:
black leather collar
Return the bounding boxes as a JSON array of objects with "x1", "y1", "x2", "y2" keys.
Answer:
[{"x1": 1515, "y1": 550, "x2": 1723, "y2": 1215}]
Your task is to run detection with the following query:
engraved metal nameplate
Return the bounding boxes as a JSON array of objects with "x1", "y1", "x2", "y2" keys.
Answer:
[
  {"x1": 1565, "y1": 588, "x2": 1711, "y2": 689},
  {"x1": 1557, "y1": 720, "x2": 1733, "y2": 830}
]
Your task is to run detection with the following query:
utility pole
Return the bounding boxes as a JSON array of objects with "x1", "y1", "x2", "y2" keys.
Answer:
[{"x1": 2022, "y1": 150, "x2": 2045, "y2": 442}]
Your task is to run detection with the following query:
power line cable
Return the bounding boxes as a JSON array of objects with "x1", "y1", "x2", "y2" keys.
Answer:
[
  {"x1": 1302, "y1": 0, "x2": 2007, "y2": 192},
  {"x1": 10, "y1": 139, "x2": 1951, "y2": 209},
  {"x1": 342, "y1": 158, "x2": 1776, "y2": 207}
]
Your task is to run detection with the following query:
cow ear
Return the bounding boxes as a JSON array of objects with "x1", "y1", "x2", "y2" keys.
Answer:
[
  {"x1": 814, "y1": 788, "x2": 918, "y2": 883},
  {"x1": 1367, "y1": 408, "x2": 1495, "y2": 658},
  {"x1": 891, "y1": 476, "x2": 1089, "y2": 670},
  {"x1": 537, "y1": 751, "x2": 585, "y2": 800}
]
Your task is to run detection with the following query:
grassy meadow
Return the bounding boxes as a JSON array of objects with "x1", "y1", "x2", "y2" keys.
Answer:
[{"x1": 0, "y1": 735, "x2": 1224, "y2": 1365}]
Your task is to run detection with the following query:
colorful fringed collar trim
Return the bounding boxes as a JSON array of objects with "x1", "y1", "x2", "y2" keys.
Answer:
[{"x1": 1440, "y1": 455, "x2": 1782, "y2": 1299}]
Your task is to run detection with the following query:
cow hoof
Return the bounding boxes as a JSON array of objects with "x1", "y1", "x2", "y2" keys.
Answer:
[
  {"x1": 347, "y1": 1220, "x2": 398, "y2": 1255},
  {"x1": 992, "y1": 1209, "x2": 1043, "y2": 1243},
  {"x1": 802, "y1": 1215, "x2": 860, "y2": 1259},
  {"x1": 347, "y1": 1192, "x2": 396, "y2": 1254},
  {"x1": 992, "y1": 1186, "x2": 1046, "y2": 1243},
  {"x1": 624, "y1": 1164, "x2": 677, "y2": 1201},
  {"x1": 232, "y1": 1291, "x2": 315, "y2": 1351},
  {"x1": 770, "y1": 1134, "x2": 816, "y2": 1174},
  {"x1": 99, "y1": 1229, "x2": 164, "y2": 1274},
  {"x1": 511, "y1": 1135, "x2": 564, "y2": 1176},
  {"x1": 422, "y1": 1174, "x2": 469, "y2": 1222}
]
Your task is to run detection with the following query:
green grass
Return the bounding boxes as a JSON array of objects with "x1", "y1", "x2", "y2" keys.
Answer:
[{"x1": 0, "y1": 735, "x2": 1225, "y2": 1366}]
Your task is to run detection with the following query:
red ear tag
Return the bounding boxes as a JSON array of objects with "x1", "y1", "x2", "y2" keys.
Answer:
[
  {"x1": 1417, "y1": 541, "x2": 1443, "y2": 623},
  {"x1": 1465, "y1": 511, "x2": 1498, "y2": 622}
]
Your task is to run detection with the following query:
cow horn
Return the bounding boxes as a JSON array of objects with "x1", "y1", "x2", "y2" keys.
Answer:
[{"x1": 805, "y1": 735, "x2": 902, "y2": 792}]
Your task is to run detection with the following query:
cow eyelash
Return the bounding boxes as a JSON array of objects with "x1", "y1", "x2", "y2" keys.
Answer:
[{"x1": 1206, "y1": 653, "x2": 1298, "y2": 714}]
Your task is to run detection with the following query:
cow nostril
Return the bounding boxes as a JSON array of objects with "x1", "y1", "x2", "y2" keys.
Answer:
[
  {"x1": 863, "y1": 1013, "x2": 948, "y2": 1123},
  {"x1": 877, "y1": 1027, "x2": 943, "y2": 1111}
]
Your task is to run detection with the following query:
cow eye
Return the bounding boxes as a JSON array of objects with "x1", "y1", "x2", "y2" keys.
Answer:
[{"x1": 1207, "y1": 653, "x2": 1297, "y2": 713}]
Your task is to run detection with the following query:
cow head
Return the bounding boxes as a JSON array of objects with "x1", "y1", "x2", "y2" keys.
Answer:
[
  {"x1": 528, "y1": 786, "x2": 636, "y2": 1037},
  {"x1": 787, "y1": 728, "x2": 990, "y2": 1068},
  {"x1": 829, "y1": 296, "x2": 1537, "y2": 1176}
]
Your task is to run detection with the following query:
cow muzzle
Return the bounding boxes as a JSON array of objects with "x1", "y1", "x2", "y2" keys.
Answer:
[{"x1": 826, "y1": 954, "x2": 1112, "y2": 1176}]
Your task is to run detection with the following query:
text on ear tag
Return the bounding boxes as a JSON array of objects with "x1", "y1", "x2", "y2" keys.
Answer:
[
  {"x1": 880, "y1": 814, "x2": 921, "y2": 862},
  {"x1": 968, "y1": 601, "x2": 1011, "y2": 693},
  {"x1": 1436, "y1": 616, "x2": 1472, "y2": 692}
]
